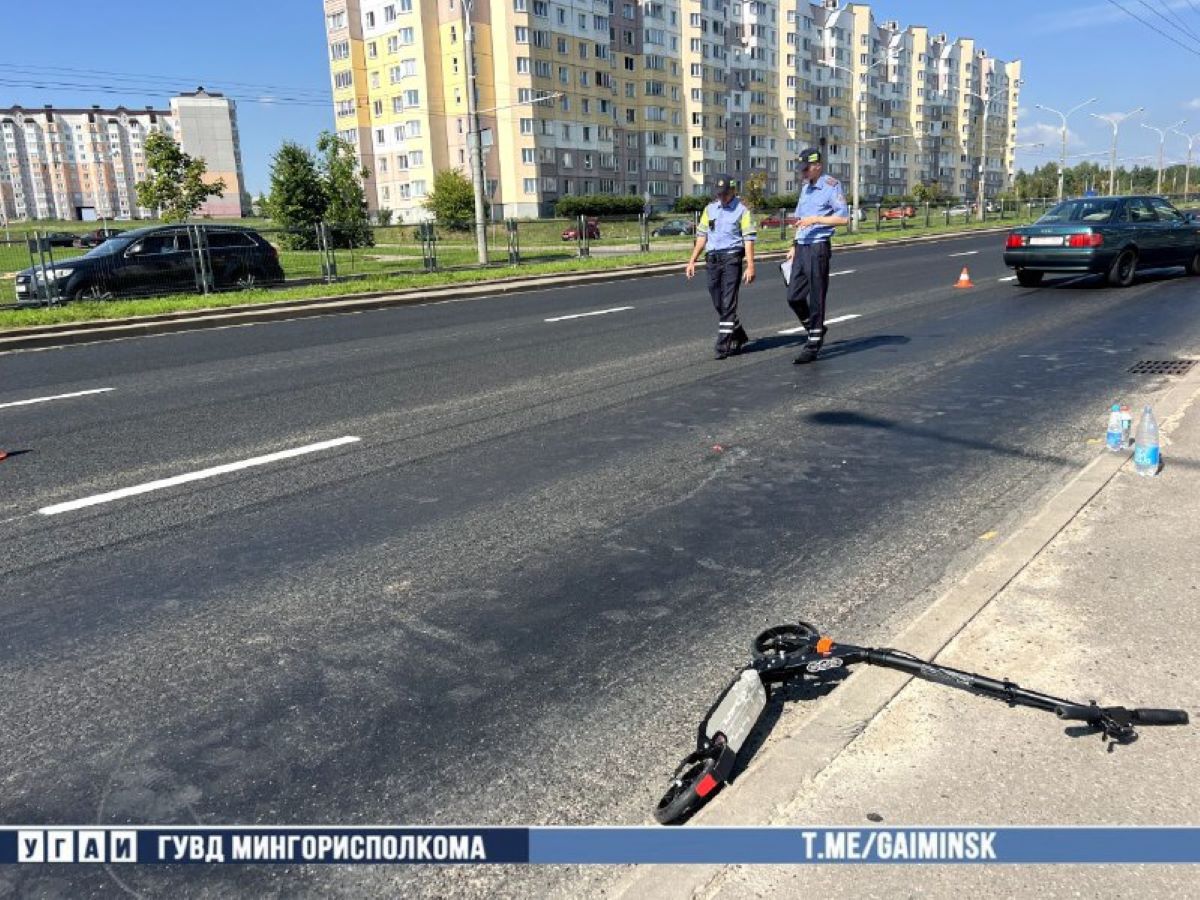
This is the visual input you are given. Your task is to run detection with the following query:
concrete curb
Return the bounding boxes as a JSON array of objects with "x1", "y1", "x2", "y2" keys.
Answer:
[
  {"x1": 0, "y1": 225, "x2": 1016, "y2": 353},
  {"x1": 610, "y1": 365, "x2": 1200, "y2": 900}
]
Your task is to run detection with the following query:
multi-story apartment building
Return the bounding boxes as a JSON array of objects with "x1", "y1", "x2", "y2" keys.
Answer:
[
  {"x1": 0, "y1": 88, "x2": 248, "y2": 222},
  {"x1": 324, "y1": 0, "x2": 1021, "y2": 220}
]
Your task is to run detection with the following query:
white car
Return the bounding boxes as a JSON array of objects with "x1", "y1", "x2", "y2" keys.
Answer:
[{"x1": 948, "y1": 204, "x2": 972, "y2": 217}]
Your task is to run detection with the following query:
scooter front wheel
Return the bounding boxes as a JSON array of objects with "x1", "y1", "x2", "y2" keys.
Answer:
[{"x1": 752, "y1": 621, "x2": 819, "y2": 660}]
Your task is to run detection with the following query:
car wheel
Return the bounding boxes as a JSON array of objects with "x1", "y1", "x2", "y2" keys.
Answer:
[
  {"x1": 1106, "y1": 249, "x2": 1137, "y2": 287},
  {"x1": 72, "y1": 284, "x2": 114, "y2": 301},
  {"x1": 1187, "y1": 249, "x2": 1200, "y2": 276},
  {"x1": 1016, "y1": 269, "x2": 1044, "y2": 287}
]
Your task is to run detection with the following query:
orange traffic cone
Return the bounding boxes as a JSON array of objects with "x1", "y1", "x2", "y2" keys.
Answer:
[{"x1": 954, "y1": 266, "x2": 975, "y2": 289}]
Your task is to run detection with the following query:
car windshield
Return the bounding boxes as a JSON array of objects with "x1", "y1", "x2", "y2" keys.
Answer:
[
  {"x1": 1037, "y1": 199, "x2": 1119, "y2": 224},
  {"x1": 83, "y1": 234, "x2": 139, "y2": 257}
]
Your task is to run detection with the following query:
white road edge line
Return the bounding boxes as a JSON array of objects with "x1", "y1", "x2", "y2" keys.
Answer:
[
  {"x1": 998, "y1": 275, "x2": 1017, "y2": 282},
  {"x1": 0, "y1": 388, "x2": 114, "y2": 410},
  {"x1": 948, "y1": 250, "x2": 979, "y2": 257},
  {"x1": 38, "y1": 436, "x2": 362, "y2": 516},
  {"x1": 544, "y1": 306, "x2": 635, "y2": 323},
  {"x1": 830, "y1": 269, "x2": 857, "y2": 276},
  {"x1": 778, "y1": 313, "x2": 862, "y2": 335}
]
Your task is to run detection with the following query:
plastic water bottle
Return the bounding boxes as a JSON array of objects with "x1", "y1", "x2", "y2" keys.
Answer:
[
  {"x1": 1120, "y1": 404, "x2": 1133, "y2": 446},
  {"x1": 1133, "y1": 406, "x2": 1161, "y2": 477},
  {"x1": 1105, "y1": 404, "x2": 1125, "y2": 452}
]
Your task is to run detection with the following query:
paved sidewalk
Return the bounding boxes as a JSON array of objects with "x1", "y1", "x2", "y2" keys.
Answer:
[{"x1": 618, "y1": 374, "x2": 1200, "y2": 900}]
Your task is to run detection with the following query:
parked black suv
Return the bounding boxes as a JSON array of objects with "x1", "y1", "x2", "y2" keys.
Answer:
[{"x1": 15, "y1": 225, "x2": 285, "y2": 304}]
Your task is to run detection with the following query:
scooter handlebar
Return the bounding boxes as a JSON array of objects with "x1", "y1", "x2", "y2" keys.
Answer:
[{"x1": 1055, "y1": 704, "x2": 1189, "y2": 726}]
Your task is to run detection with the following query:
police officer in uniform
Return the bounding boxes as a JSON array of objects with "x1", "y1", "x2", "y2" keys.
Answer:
[
  {"x1": 786, "y1": 148, "x2": 850, "y2": 364},
  {"x1": 686, "y1": 174, "x2": 757, "y2": 359}
]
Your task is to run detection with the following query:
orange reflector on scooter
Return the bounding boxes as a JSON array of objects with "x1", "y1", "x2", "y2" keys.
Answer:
[
  {"x1": 695, "y1": 774, "x2": 719, "y2": 798},
  {"x1": 816, "y1": 637, "x2": 834, "y2": 655}
]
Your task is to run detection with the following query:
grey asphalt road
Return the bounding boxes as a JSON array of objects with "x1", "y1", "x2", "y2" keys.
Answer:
[{"x1": 2, "y1": 231, "x2": 1200, "y2": 898}]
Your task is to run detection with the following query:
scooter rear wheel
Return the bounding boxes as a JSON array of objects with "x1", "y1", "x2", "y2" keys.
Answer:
[{"x1": 653, "y1": 747, "x2": 721, "y2": 825}]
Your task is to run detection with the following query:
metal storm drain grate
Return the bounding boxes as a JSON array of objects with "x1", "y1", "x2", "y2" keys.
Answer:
[{"x1": 1128, "y1": 359, "x2": 1197, "y2": 375}]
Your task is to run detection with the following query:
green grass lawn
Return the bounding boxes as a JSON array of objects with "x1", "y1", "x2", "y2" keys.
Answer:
[{"x1": 0, "y1": 211, "x2": 1036, "y2": 332}]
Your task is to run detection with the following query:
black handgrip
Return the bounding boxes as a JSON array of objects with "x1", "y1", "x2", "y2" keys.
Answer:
[
  {"x1": 1055, "y1": 704, "x2": 1099, "y2": 721},
  {"x1": 1132, "y1": 708, "x2": 1189, "y2": 726}
]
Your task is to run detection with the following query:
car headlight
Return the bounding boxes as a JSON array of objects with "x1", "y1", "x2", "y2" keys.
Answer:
[{"x1": 33, "y1": 268, "x2": 75, "y2": 282}]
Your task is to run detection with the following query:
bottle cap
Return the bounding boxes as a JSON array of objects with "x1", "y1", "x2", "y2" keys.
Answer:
[{"x1": 1111, "y1": 404, "x2": 1120, "y2": 411}]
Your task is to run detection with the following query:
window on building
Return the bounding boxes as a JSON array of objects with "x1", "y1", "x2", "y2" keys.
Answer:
[
  {"x1": 522, "y1": 148, "x2": 536, "y2": 164},
  {"x1": 515, "y1": 26, "x2": 529, "y2": 42},
  {"x1": 330, "y1": 41, "x2": 350, "y2": 61},
  {"x1": 326, "y1": 11, "x2": 346, "y2": 31},
  {"x1": 524, "y1": 178, "x2": 537, "y2": 194},
  {"x1": 520, "y1": 117, "x2": 534, "y2": 134}
]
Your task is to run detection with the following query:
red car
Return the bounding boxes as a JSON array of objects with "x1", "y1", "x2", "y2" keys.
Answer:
[
  {"x1": 880, "y1": 205, "x2": 916, "y2": 220},
  {"x1": 562, "y1": 218, "x2": 600, "y2": 240},
  {"x1": 759, "y1": 213, "x2": 802, "y2": 228}
]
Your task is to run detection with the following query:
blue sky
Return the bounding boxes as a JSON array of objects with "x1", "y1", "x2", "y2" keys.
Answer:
[{"x1": 4, "y1": 0, "x2": 1200, "y2": 194}]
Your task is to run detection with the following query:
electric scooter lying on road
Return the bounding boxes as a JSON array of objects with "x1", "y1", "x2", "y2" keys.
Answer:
[{"x1": 655, "y1": 621, "x2": 1190, "y2": 825}]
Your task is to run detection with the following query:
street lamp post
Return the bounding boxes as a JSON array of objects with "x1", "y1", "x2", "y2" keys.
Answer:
[
  {"x1": 818, "y1": 49, "x2": 897, "y2": 233},
  {"x1": 461, "y1": 0, "x2": 488, "y2": 265},
  {"x1": 1089, "y1": 107, "x2": 1142, "y2": 196},
  {"x1": 1140, "y1": 119, "x2": 1185, "y2": 196},
  {"x1": 963, "y1": 88, "x2": 990, "y2": 222},
  {"x1": 1169, "y1": 125, "x2": 1200, "y2": 201},
  {"x1": 1035, "y1": 98, "x2": 1097, "y2": 201}
]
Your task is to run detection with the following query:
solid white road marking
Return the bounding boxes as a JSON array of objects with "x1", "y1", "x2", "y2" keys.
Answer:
[
  {"x1": 949, "y1": 250, "x2": 979, "y2": 258},
  {"x1": 830, "y1": 269, "x2": 857, "y2": 276},
  {"x1": 544, "y1": 306, "x2": 635, "y2": 323},
  {"x1": 0, "y1": 388, "x2": 114, "y2": 410},
  {"x1": 778, "y1": 313, "x2": 862, "y2": 335},
  {"x1": 999, "y1": 275, "x2": 1018, "y2": 282},
  {"x1": 38, "y1": 436, "x2": 362, "y2": 516}
]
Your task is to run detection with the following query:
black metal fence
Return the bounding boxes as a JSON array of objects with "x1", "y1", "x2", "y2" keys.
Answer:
[{"x1": 2, "y1": 196, "x2": 1187, "y2": 309}]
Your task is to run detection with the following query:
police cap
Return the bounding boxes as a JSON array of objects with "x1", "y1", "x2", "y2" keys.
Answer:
[{"x1": 798, "y1": 148, "x2": 823, "y2": 169}]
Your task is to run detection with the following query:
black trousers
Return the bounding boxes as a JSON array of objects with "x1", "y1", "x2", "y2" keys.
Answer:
[
  {"x1": 786, "y1": 241, "x2": 832, "y2": 348},
  {"x1": 706, "y1": 250, "x2": 748, "y2": 352}
]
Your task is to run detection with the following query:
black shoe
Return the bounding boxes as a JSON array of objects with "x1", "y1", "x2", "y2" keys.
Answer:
[
  {"x1": 731, "y1": 331, "x2": 750, "y2": 354},
  {"x1": 714, "y1": 348, "x2": 729, "y2": 360},
  {"x1": 793, "y1": 345, "x2": 820, "y2": 365}
]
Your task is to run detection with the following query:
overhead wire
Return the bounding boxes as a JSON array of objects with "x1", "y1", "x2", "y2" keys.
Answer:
[
  {"x1": 1104, "y1": 0, "x2": 1200, "y2": 56},
  {"x1": 1154, "y1": 0, "x2": 1200, "y2": 41},
  {"x1": 0, "y1": 62, "x2": 331, "y2": 103}
]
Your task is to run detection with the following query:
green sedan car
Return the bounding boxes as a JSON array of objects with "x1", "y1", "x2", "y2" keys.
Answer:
[{"x1": 1003, "y1": 195, "x2": 1200, "y2": 287}]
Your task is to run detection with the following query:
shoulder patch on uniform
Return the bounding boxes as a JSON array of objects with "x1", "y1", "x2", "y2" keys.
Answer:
[{"x1": 824, "y1": 176, "x2": 840, "y2": 188}]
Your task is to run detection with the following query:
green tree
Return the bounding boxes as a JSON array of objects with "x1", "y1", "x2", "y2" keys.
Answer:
[
  {"x1": 423, "y1": 169, "x2": 484, "y2": 229},
  {"x1": 673, "y1": 195, "x2": 710, "y2": 213},
  {"x1": 266, "y1": 141, "x2": 327, "y2": 248},
  {"x1": 135, "y1": 132, "x2": 225, "y2": 222},
  {"x1": 741, "y1": 171, "x2": 768, "y2": 211},
  {"x1": 912, "y1": 182, "x2": 947, "y2": 204},
  {"x1": 317, "y1": 131, "x2": 374, "y2": 248}
]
